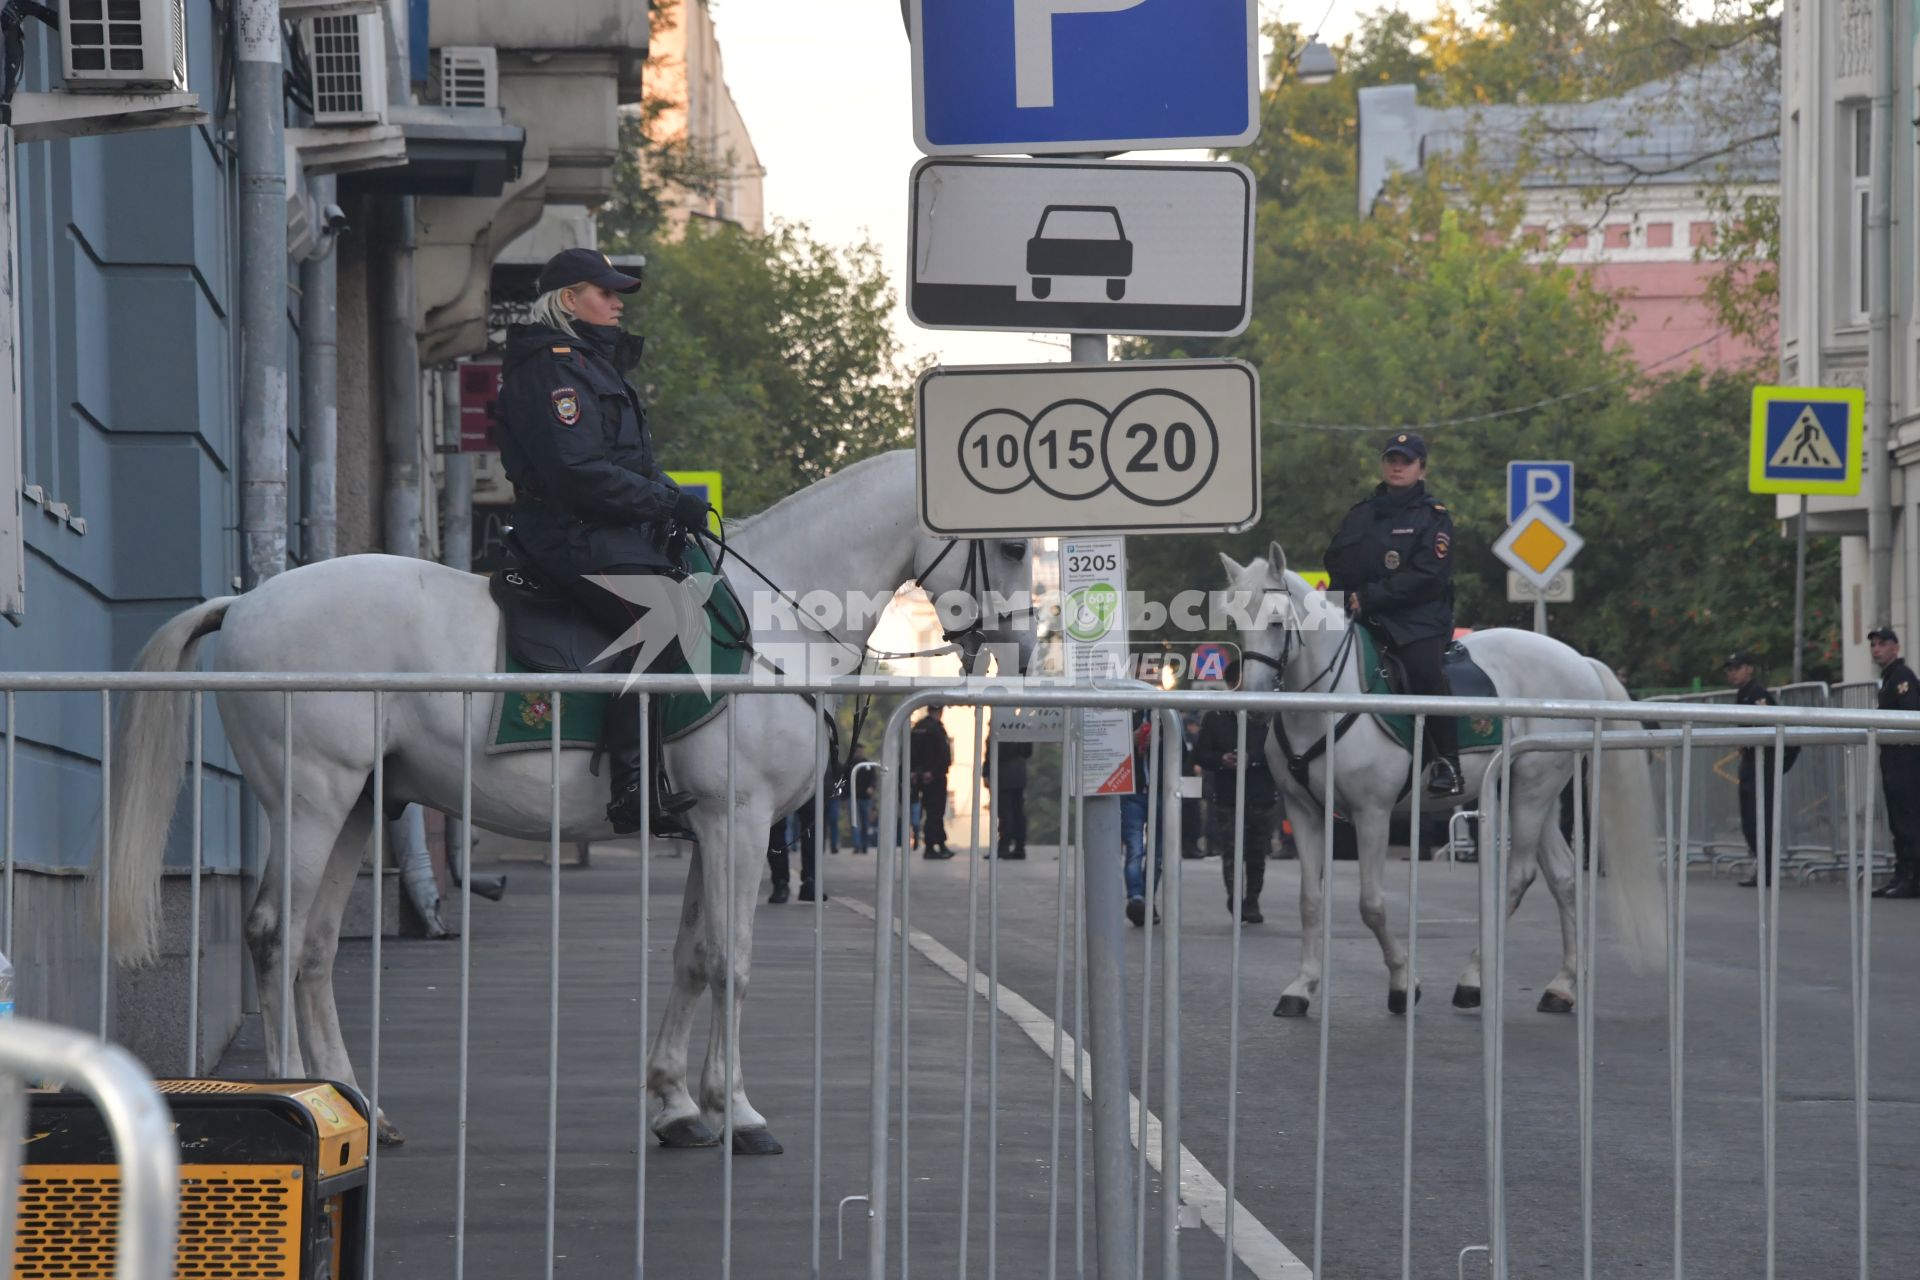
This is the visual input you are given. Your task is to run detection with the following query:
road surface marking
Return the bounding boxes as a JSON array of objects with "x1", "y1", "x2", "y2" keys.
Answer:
[{"x1": 839, "y1": 894, "x2": 1312, "y2": 1278}]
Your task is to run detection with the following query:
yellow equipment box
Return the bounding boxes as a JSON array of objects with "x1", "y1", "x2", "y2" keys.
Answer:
[{"x1": 13, "y1": 1078, "x2": 370, "y2": 1279}]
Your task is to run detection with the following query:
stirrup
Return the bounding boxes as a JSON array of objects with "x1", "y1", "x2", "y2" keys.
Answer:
[{"x1": 1425, "y1": 758, "x2": 1464, "y2": 798}]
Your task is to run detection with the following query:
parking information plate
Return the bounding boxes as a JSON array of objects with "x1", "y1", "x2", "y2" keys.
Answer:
[
  {"x1": 909, "y1": 158, "x2": 1255, "y2": 337},
  {"x1": 917, "y1": 359, "x2": 1261, "y2": 537}
]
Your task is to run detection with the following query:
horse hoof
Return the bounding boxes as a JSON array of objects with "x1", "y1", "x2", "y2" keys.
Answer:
[
  {"x1": 1537, "y1": 991, "x2": 1575, "y2": 1014},
  {"x1": 1388, "y1": 985, "x2": 1422, "y2": 1015},
  {"x1": 1451, "y1": 984, "x2": 1481, "y2": 1009},
  {"x1": 1273, "y1": 995, "x2": 1310, "y2": 1018},
  {"x1": 731, "y1": 1126, "x2": 784, "y2": 1156},
  {"x1": 654, "y1": 1116, "x2": 722, "y2": 1149},
  {"x1": 376, "y1": 1116, "x2": 407, "y2": 1147}
]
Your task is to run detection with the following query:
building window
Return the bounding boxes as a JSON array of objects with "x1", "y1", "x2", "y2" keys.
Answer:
[
  {"x1": 1645, "y1": 222, "x2": 1673, "y2": 248},
  {"x1": 1563, "y1": 227, "x2": 1588, "y2": 250},
  {"x1": 1603, "y1": 223, "x2": 1631, "y2": 249},
  {"x1": 1689, "y1": 221, "x2": 1717, "y2": 249},
  {"x1": 1849, "y1": 103, "x2": 1872, "y2": 325}
]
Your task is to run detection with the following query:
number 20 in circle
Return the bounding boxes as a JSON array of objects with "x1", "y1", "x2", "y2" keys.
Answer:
[
  {"x1": 958, "y1": 408, "x2": 1032, "y2": 495},
  {"x1": 1100, "y1": 389, "x2": 1219, "y2": 507}
]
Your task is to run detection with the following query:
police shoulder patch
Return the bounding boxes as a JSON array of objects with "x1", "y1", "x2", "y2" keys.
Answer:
[
  {"x1": 1901, "y1": 681, "x2": 1912, "y2": 695},
  {"x1": 1434, "y1": 531, "x2": 1451, "y2": 559},
  {"x1": 551, "y1": 387, "x2": 581, "y2": 426}
]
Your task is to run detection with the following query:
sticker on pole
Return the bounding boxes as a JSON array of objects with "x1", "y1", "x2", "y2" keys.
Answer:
[
  {"x1": 1749, "y1": 385, "x2": 1864, "y2": 495},
  {"x1": 1059, "y1": 537, "x2": 1135, "y2": 795}
]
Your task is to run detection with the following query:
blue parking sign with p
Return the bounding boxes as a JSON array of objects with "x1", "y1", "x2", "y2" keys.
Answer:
[
  {"x1": 912, "y1": 0, "x2": 1260, "y2": 155},
  {"x1": 1508, "y1": 461, "x2": 1574, "y2": 526}
]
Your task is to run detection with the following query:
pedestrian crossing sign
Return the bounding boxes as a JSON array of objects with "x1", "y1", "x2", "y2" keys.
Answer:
[{"x1": 1749, "y1": 385, "x2": 1864, "y2": 496}]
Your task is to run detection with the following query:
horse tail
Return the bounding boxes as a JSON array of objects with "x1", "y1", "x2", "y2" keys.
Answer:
[
  {"x1": 1586, "y1": 658, "x2": 1665, "y2": 970},
  {"x1": 101, "y1": 596, "x2": 235, "y2": 967}
]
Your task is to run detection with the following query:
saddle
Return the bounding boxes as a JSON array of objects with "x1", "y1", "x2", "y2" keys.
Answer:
[
  {"x1": 1358, "y1": 632, "x2": 1503, "y2": 754},
  {"x1": 488, "y1": 562, "x2": 626, "y2": 676}
]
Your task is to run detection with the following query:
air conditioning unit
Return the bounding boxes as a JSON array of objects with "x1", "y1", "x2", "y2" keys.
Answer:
[
  {"x1": 62, "y1": 0, "x2": 189, "y2": 92},
  {"x1": 438, "y1": 46, "x2": 499, "y2": 110},
  {"x1": 303, "y1": 13, "x2": 388, "y2": 126}
]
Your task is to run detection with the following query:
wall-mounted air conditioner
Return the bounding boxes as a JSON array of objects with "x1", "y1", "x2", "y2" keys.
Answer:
[
  {"x1": 303, "y1": 13, "x2": 388, "y2": 126},
  {"x1": 438, "y1": 46, "x2": 500, "y2": 110},
  {"x1": 62, "y1": 0, "x2": 189, "y2": 92}
]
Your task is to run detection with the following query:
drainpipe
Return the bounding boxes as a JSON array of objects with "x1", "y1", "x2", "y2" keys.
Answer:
[
  {"x1": 440, "y1": 367, "x2": 472, "y2": 572},
  {"x1": 299, "y1": 175, "x2": 339, "y2": 563},
  {"x1": 1867, "y1": 0, "x2": 1896, "y2": 628},
  {"x1": 379, "y1": 0, "x2": 421, "y2": 557},
  {"x1": 236, "y1": 0, "x2": 287, "y2": 587}
]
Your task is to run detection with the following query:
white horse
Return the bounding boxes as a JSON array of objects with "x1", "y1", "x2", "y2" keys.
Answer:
[
  {"x1": 1220, "y1": 544, "x2": 1662, "y2": 1017},
  {"x1": 103, "y1": 451, "x2": 1034, "y2": 1152}
]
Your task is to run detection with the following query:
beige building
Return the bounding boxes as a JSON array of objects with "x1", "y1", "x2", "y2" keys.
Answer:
[{"x1": 647, "y1": 0, "x2": 766, "y2": 234}]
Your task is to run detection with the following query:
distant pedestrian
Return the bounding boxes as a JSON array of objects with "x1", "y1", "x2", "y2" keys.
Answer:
[
  {"x1": 983, "y1": 730, "x2": 1032, "y2": 859},
  {"x1": 910, "y1": 707, "x2": 954, "y2": 859},
  {"x1": 1179, "y1": 712, "x2": 1206, "y2": 858},
  {"x1": 850, "y1": 744, "x2": 878, "y2": 854},
  {"x1": 1868, "y1": 628, "x2": 1920, "y2": 899},
  {"x1": 1123, "y1": 711, "x2": 1162, "y2": 926},
  {"x1": 766, "y1": 794, "x2": 827, "y2": 904},
  {"x1": 1725, "y1": 651, "x2": 1799, "y2": 887},
  {"x1": 1195, "y1": 661, "x2": 1278, "y2": 924}
]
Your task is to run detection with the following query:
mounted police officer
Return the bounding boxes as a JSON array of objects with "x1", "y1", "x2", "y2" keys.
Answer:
[
  {"x1": 1868, "y1": 627, "x2": 1920, "y2": 898},
  {"x1": 1324, "y1": 431, "x2": 1462, "y2": 798},
  {"x1": 495, "y1": 248, "x2": 709, "y2": 835}
]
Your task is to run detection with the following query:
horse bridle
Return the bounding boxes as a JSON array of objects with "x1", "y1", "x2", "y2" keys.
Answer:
[{"x1": 1240, "y1": 589, "x2": 1358, "y2": 693}]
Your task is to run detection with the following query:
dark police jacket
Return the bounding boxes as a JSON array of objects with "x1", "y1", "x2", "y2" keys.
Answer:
[
  {"x1": 1324, "y1": 481, "x2": 1455, "y2": 646},
  {"x1": 1734, "y1": 678, "x2": 1800, "y2": 781},
  {"x1": 497, "y1": 321, "x2": 683, "y2": 575},
  {"x1": 910, "y1": 719, "x2": 953, "y2": 780},
  {"x1": 1879, "y1": 659, "x2": 1920, "y2": 765},
  {"x1": 982, "y1": 737, "x2": 1033, "y2": 790}
]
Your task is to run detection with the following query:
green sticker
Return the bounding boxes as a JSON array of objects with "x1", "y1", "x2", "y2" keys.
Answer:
[{"x1": 1065, "y1": 583, "x2": 1120, "y2": 644}]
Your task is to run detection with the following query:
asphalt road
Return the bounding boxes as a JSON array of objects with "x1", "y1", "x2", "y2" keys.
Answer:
[{"x1": 259, "y1": 832, "x2": 1917, "y2": 1278}]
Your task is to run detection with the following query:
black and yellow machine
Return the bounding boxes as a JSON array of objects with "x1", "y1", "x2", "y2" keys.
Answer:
[{"x1": 13, "y1": 1078, "x2": 371, "y2": 1279}]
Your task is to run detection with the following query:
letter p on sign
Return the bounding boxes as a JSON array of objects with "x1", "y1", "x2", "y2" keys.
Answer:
[{"x1": 1014, "y1": 0, "x2": 1150, "y2": 107}]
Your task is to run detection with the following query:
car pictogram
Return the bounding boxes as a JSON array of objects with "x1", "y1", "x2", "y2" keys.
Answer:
[{"x1": 1027, "y1": 205, "x2": 1134, "y2": 300}]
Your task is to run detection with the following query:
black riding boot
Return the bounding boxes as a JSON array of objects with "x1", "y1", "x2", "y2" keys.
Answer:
[
  {"x1": 1425, "y1": 715, "x2": 1464, "y2": 799},
  {"x1": 607, "y1": 698, "x2": 696, "y2": 837}
]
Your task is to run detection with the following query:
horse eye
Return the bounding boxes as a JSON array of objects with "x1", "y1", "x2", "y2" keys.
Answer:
[{"x1": 1001, "y1": 542, "x2": 1027, "y2": 561}]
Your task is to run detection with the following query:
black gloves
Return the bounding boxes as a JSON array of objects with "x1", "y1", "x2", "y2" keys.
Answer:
[{"x1": 672, "y1": 489, "x2": 710, "y2": 530}]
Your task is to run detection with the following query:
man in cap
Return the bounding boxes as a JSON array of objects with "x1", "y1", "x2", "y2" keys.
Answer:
[
  {"x1": 496, "y1": 248, "x2": 709, "y2": 836},
  {"x1": 1724, "y1": 651, "x2": 1799, "y2": 886},
  {"x1": 1325, "y1": 431, "x2": 1463, "y2": 797},
  {"x1": 1868, "y1": 627, "x2": 1920, "y2": 898}
]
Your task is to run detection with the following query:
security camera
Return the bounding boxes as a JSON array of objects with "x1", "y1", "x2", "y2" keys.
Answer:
[{"x1": 321, "y1": 203, "x2": 349, "y2": 234}]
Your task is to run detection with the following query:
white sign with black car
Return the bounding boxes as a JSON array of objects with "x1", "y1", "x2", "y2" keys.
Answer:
[
  {"x1": 908, "y1": 157, "x2": 1255, "y2": 337},
  {"x1": 917, "y1": 359, "x2": 1261, "y2": 537}
]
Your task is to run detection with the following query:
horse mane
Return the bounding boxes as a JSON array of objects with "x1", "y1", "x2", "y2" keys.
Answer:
[{"x1": 719, "y1": 450, "x2": 910, "y2": 533}]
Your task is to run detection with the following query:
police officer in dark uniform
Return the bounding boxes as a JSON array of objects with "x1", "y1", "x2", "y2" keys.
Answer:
[
  {"x1": 1325, "y1": 431, "x2": 1462, "y2": 798},
  {"x1": 1868, "y1": 627, "x2": 1920, "y2": 898},
  {"x1": 496, "y1": 248, "x2": 709, "y2": 835},
  {"x1": 1724, "y1": 651, "x2": 1798, "y2": 886}
]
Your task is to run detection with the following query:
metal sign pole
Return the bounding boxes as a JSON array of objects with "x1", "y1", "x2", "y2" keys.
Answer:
[
  {"x1": 1534, "y1": 597, "x2": 1548, "y2": 636},
  {"x1": 1070, "y1": 330, "x2": 1139, "y2": 1280},
  {"x1": 1793, "y1": 495, "x2": 1808, "y2": 682}
]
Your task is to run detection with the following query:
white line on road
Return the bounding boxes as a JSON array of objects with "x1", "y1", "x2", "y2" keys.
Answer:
[{"x1": 838, "y1": 895, "x2": 1313, "y2": 1279}]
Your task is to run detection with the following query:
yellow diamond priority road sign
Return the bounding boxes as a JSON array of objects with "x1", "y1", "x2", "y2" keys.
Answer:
[{"x1": 1493, "y1": 502, "x2": 1584, "y2": 591}]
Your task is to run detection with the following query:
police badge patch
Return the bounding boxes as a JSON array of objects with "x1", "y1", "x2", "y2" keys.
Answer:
[
  {"x1": 552, "y1": 387, "x2": 581, "y2": 426},
  {"x1": 1435, "y1": 532, "x2": 1451, "y2": 559},
  {"x1": 1384, "y1": 549, "x2": 1401, "y2": 570}
]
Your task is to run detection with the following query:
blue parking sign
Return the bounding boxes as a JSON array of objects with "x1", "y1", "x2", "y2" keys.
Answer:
[
  {"x1": 911, "y1": 0, "x2": 1260, "y2": 156},
  {"x1": 1507, "y1": 461, "x2": 1574, "y2": 526}
]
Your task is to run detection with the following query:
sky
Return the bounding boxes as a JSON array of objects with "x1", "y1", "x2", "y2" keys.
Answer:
[{"x1": 704, "y1": 1, "x2": 1439, "y2": 370}]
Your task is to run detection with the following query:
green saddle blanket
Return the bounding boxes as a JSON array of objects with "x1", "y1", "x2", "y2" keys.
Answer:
[
  {"x1": 1357, "y1": 629, "x2": 1504, "y2": 753},
  {"x1": 490, "y1": 541, "x2": 751, "y2": 753}
]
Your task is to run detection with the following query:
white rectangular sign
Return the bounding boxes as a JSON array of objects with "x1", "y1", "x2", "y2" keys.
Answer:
[
  {"x1": 1506, "y1": 570, "x2": 1575, "y2": 604},
  {"x1": 1059, "y1": 537, "x2": 1136, "y2": 795},
  {"x1": 917, "y1": 359, "x2": 1261, "y2": 537},
  {"x1": 908, "y1": 158, "x2": 1255, "y2": 337},
  {"x1": 991, "y1": 706, "x2": 1067, "y2": 742}
]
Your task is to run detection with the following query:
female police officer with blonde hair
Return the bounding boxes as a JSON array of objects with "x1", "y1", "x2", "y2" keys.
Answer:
[{"x1": 496, "y1": 248, "x2": 709, "y2": 834}]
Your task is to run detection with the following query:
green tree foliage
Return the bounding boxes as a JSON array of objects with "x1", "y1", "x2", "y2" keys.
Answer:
[
  {"x1": 594, "y1": 1, "x2": 912, "y2": 515},
  {"x1": 1129, "y1": 5, "x2": 1829, "y2": 689}
]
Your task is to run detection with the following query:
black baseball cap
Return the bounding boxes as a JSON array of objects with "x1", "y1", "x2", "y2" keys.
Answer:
[
  {"x1": 1868, "y1": 627, "x2": 1900, "y2": 644},
  {"x1": 536, "y1": 248, "x2": 642, "y2": 296},
  {"x1": 1723, "y1": 651, "x2": 1759, "y2": 669},
  {"x1": 1382, "y1": 431, "x2": 1427, "y2": 462}
]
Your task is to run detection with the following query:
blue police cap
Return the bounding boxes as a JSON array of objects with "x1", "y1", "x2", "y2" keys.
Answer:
[{"x1": 1382, "y1": 432, "x2": 1427, "y2": 462}]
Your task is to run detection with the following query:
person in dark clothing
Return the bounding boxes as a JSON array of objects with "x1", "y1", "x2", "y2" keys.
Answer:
[
  {"x1": 1179, "y1": 713, "x2": 1206, "y2": 859},
  {"x1": 910, "y1": 708, "x2": 954, "y2": 858},
  {"x1": 1195, "y1": 661, "x2": 1279, "y2": 923},
  {"x1": 766, "y1": 796, "x2": 827, "y2": 904},
  {"x1": 850, "y1": 744, "x2": 878, "y2": 854},
  {"x1": 983, "y1": 731, "x2": 1032, "y2": 859},
  {"x1": 1725, "y1": 651, "x2": 1799, "y2": 887},
  {"x1": 1868, "y1": 628, "x2": 1920, "y2": 898},
  {"x1": 1324, "y1": 431, "x2": 1462, "y2": 799},
  {"x1": 495, "y1": 248, "x2": 709, "y2": 836}
]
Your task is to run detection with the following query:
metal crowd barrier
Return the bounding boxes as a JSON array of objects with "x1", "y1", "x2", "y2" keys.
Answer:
[
  {"x1": 3, "y1": 671, "x2": 1918, "y2": 1279},
  {"x1": 0, "y1": 1017, "x2": 179, "y2": 1278}
]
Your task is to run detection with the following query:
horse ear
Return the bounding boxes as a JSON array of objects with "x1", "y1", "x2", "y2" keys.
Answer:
[
  {"x1": 1267, "y1": 541, "x2": 1288, "y2": 578},
  {"x1": 1218, "y1": 551, "x2": 1243, "y2": 581}
]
